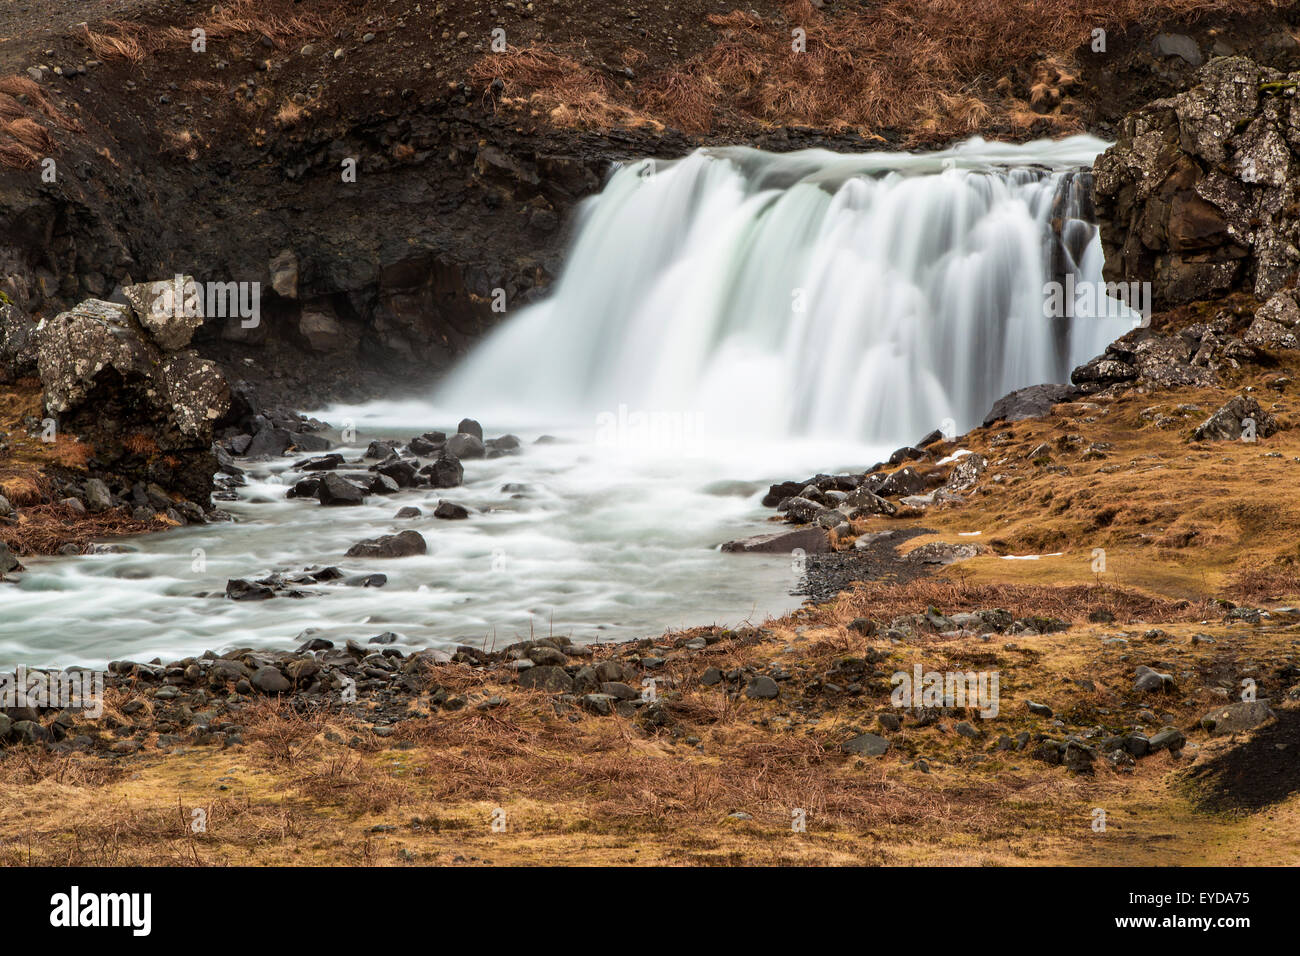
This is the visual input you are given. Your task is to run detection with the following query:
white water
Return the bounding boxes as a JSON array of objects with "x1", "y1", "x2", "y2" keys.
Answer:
[
  {"x1": 440, "y1": 135, "x2": 1136, "y2": 440},
  {"x1": 0, "y1": 137, "x2": 1138, "y2": 669}
]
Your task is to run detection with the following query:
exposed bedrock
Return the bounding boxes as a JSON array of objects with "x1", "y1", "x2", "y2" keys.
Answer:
[{"x1": 1095, "y1": 56, "x2": 1300, "y2": 310}]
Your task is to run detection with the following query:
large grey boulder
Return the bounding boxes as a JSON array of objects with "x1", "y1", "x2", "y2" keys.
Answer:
[
  {"x1": 1201, "y1": 700, "x2": 1275, "y2": 735},
  {"x1": 1192, "y1": 394, "x2": 1279, "y2": 442},
  {"x1": 34, "y1": 295, "x2": 229, "y2": 504},
  {"x1": 982, "y1": 383, "x2": 1077, "y2": 426}
]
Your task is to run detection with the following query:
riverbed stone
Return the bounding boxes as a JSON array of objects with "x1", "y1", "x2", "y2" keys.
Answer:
[
  {"x1": 720, "y1": 527, "x2": 831, "y2": 554},
  {"x1": 424, "y1": 453, "x2": 464, "y2": 488},
  {"x1": 344, "y1": 530, "x2": 427, "y2": 558},
  {"x1": 445, "y1": 433, "x2": 485, "y2": 459},
  {"x1": 433, "y1": 499, "x2": 470, "y2": 519},
  {"x1": 83, "y1": 478, "x2": 114, "y2": 512},
  {"x1": 0, "y1": 542, "x2": 21, "y2": 574},
  {"x1": 317, "y1": 473, "x2": 366, "y2": 506}
]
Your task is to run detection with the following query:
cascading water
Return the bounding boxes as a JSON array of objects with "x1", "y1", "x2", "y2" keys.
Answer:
[
  {"x1": 437, "y1": 135, "x2": 1137, "y2": 441},
  {"x1": 0, "y1": 137, "x2": 1142, "y2": 669}
]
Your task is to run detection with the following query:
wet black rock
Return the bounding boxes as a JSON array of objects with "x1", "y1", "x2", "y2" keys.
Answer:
[
  {"x1": 317, "y1": 473, "x2": 366, "y2": 506},
  {"x1": 344, "y1": 530, "x2": 427, "y2": 558},
  {"x1": 433, "y1": 500, "x2": 470, "y2": 519},
  {"x1": 408, "y1": 435, "x2": 442, "y2": 456},
  {"x1": 720, "y1": 527, "x2": 831, "y2": 554},
  {"x1": 287, "y1": 475, "x2": 323, "y2": 498},
  {"x1": 0, "y1": 541, "x2": 21, "y2": 575},
  {"x1": 486, "y1": 434, "x2": 521, "y2": 455},
  {"x1": 375, "y1": 457, "x2": 419, "y2": 487},
  {"x1": 982, "y1": 383, "x2": 1078, "y2": 427},
  {"x1": 226, "y1": 578, "x2": 276, "y2": 601},
  {"x1": 366, "y1": 473, "x2": 400, "y2": 495},
  {"x1": 294, "y1": 453, "x2": 345, "y2": 471},
  {"x1": 445, "y1": 433, "x2": 486, "y2": 459},
  {"x1": 423, "y1": 453, "x2": 464, "y2": 488}
]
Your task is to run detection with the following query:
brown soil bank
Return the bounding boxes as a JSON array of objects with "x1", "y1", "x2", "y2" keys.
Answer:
[{"x1": 0, "y1": 0, "x2": 1296, "y2": 407}]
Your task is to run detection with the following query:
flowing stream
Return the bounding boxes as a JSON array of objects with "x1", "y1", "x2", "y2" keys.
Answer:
[{"x1": 0, "y1": 136, "x2": 1137, "y2": 669}]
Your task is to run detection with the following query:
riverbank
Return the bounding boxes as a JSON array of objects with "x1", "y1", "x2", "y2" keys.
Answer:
[{"x1": 2, "y1": 570, "x2": 1296, "y2": 865}]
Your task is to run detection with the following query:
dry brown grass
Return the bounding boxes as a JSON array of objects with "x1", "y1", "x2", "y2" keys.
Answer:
[
  {"x1": 829, "y1": 578, "x2": 1209, "y2": 628},
  {"x1": 1225, "y1": 558, "x2": 1300, "y2": 603},
  {"x1": 479, "y1": 0, "x2": 1276, "y2": 138},
  {"x1": 470, "y1": 45, "x2": 661, "y2": 129},
  {"x1": 840, "y1": 342, "x2": 1300, "y2": 604},
  {"x1": 77, "y1": 0, "x2": 342, "y2": 65},
  {"x1": 3, "y1": 609, "x2": 1296, "y2": 865},
  {"x1": 0, "y1": 503, "x2": 161, "y2": 555},
  {"x1": 0, "y1": 471, "x2": 48, "y2": 506},
  {"x1": 122, "y1": 432, "x2": 159, "y2": 456},
  {"x1": 0, "y1": 76, "x2": 80, "y2": 169},
  {"x1": 273, "y1": 99, "x2": 305, "y2": 128}
]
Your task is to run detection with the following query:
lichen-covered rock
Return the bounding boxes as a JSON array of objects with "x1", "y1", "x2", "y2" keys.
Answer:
[
  {"x1": 1192, "y1": 394, "x2": 1279, "y2": 442},
  {"x1": 121, "y1": 276, "x2": 204, "y2": 350},
  {"x1": 1243, "y1": 315, "x2": 1299, "y2": 350},
  {"x1": 34, "y1": 293, "x2": 230, "y2": 504},
  {"x1": 0, "y1": 300, "x2": 38, "y2": 378},
  {"x1": 1095, "y1": 58, "x2": 1300, "y2": 308}
]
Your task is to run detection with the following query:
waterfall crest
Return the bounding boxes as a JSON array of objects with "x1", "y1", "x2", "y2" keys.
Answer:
[{"x1": 437, "y1": 135, "x2": 1137, "y2": 443}]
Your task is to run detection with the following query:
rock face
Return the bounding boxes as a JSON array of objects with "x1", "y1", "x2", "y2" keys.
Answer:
[
  {"x1": 34, "y1": 288, "x2": 229, "y2": 504},
  {"x1": 1094, "y1": 57, "x2": 1300, "y2": 309},
  {"x1": 1070, "y1": 322, "x2": 1238, "y2": 395}
]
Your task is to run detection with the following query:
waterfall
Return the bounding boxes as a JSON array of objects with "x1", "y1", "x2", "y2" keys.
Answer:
[{"x1": 437, "y1": 135, "x2": 1137, "y2": 445}]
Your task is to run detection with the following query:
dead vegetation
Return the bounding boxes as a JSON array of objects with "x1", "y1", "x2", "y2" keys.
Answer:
[
  {"x1": 2, "y1": 602, "x2": 1297, "y2": 865},
  {"x1": 470, "y1": 45, "x2": 663, "y2": 129},
  {"x1": 829, "y1": 578, "x2": 1209, "y2": 628},
  {"x1": 0, "y1": 385, "x2": 163, "y2": 556},
  {"x1": 77, "y1": 0, "x2": 340, "y2": 64},
  {"x1": 0, "y1": 502, "x2": 162, "y2": 555},
  {"x1": 0, "y1": 75, "x2": 81, "y2": 169},
  {"x1": 479, "y1": 0, "x2": 1279, "y2": 139}
]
